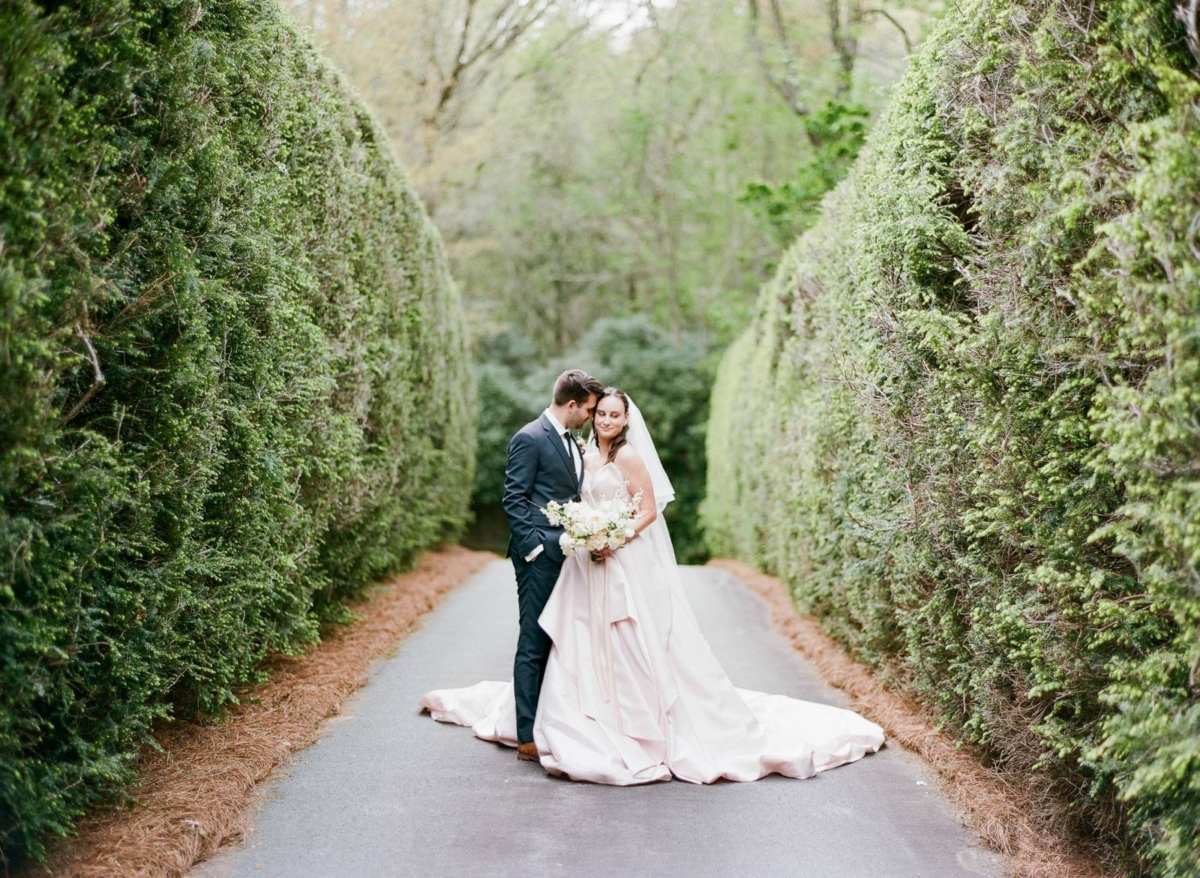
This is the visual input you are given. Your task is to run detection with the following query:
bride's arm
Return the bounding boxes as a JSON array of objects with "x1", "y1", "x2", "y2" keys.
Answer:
[{"x1": 614, "y1": 445, "x2": 657, "y2": 540}]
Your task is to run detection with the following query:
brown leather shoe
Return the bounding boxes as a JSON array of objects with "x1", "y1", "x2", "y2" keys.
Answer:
[{"x1": 517, "y1": 741, "x2": 539, "y2": 762}]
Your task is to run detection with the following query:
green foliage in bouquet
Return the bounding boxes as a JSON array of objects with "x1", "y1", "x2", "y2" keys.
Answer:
[
  {"x1": 705, "y1": 1, "x2": 1199, "y2": 874},
  {"x1": 0, "y1": 0, "x2": 474, "y2": 863}
]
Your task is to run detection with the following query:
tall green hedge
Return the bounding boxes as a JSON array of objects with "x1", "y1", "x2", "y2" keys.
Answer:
[
  {"x1": 0, "y1": 0, "x2": 474, "y2": 864},
  {"x1": 705, "y1": 1, "x2": 1199, "y2": 874}
]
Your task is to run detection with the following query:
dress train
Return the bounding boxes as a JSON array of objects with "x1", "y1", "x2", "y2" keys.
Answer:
[{"x1": 420, "y1": 463, "x2": 884, "y2": 785}]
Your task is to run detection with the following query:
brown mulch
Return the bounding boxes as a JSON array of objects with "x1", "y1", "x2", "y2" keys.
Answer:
[
  {"x1": 22, "y1": 546, "x2": 497, "y2": 878},
  {"x1": 708, "y1": 559, "x2": 1118, "y2": 878}
]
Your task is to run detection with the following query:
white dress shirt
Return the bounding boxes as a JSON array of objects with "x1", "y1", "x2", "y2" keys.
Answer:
[{"x1": 524, "y1": 409, "x2": 580, "y2": 562}]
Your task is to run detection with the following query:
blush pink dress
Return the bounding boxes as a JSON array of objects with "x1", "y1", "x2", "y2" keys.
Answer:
[{"x1": 420, "y1": 461, "x2": 885, "y2": 785}]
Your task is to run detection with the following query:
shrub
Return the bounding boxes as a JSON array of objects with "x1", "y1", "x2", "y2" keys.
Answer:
[
  {"x1": 704, "y1": 1, "x2": 1199, "y2": 873},
  {"x1": 0, "y1": 0, "x2": 474, "y2": 863}
]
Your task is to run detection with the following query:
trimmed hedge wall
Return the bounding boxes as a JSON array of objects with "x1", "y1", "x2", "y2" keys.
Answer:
[
  {"x1": 704, "y1": 1, "x2": 1198, "y2": 874},
  {"x1": 1, "y1": 0, "x2": 474, "y2": 863}
]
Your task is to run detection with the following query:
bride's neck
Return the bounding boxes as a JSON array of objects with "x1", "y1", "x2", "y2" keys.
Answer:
[{"x1": 596, "y1": 436, "x2": 612, "y2": 459}]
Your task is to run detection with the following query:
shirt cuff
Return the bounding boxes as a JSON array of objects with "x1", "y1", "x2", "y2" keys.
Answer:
[{"x1": 524, "y1": 543, "x2": 544, "y2": 563}]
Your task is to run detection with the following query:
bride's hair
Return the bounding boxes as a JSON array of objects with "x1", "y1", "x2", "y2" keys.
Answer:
[{"x1": 598, "y1": 387, "x2": 631, "y2": 463}]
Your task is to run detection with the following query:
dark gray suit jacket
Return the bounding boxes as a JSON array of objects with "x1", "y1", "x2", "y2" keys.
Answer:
[{"x1": 502, "y1": 412, "x2": 583, "y2": 563}]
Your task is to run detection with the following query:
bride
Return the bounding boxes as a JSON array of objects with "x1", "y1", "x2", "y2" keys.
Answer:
[{"x1": 419, "y1": 388, "x2": 885, "y2": 784}]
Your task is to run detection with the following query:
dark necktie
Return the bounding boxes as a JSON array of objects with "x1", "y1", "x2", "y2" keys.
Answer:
[{"x1": 563, "y1": 430, "x2": 579, "y2": 481}]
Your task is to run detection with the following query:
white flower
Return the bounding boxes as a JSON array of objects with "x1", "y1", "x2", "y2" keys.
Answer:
[{"x1": 541, "y1": 491, "x2": 640, "y2": 556}]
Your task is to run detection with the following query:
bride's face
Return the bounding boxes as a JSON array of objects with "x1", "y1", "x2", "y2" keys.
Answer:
[{"x1": 593, "y1": 396, "x2": 628, "y2": 441}]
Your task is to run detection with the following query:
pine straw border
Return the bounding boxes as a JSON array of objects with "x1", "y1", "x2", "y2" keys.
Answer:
[
  {"x1": 20, "y1": 546, "x2": 497, "y2": 878},
  {"x1": 708, "y1": 559, "x2": 1119, "y2": 878}
]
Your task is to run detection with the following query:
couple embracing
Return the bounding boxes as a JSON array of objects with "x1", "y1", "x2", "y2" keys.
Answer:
[{"x1": 421, "y1": 370, "x2": 885, "y2": 785}]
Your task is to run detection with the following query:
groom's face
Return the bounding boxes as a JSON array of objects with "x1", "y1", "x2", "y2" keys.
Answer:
[{"x1": 564, "y1": 393, "x2": 598, "y2": 430}]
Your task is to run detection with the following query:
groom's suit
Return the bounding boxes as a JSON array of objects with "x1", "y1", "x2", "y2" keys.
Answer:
[{"x1": 502, "y1": 411, "x2": 584, "y2": 745}]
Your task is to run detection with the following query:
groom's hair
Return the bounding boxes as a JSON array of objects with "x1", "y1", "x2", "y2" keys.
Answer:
[{"x1": 553, "y1": 369, "x2": 604, "y2": 406}]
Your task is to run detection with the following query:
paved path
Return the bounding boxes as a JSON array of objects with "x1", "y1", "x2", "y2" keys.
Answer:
[{"x1": 192, "y1": 561, "x2": 1003, "y2": 878}]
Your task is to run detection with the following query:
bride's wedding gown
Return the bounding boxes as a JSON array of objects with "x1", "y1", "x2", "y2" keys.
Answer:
[{"x1": 420, "y1": 462, "x2": 885, "y2": 785}]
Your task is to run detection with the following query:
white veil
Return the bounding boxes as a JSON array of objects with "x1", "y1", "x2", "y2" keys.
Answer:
[{"x1": 624, "y1": 398, "x2": 675, "y2": 514}]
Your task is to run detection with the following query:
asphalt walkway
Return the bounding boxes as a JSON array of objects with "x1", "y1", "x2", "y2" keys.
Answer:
[{"x1": 191, "y1": 561, "x2": 1003, "y2": 878}]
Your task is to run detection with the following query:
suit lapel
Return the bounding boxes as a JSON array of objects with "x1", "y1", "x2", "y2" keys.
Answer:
[{"x1": 541, "y1": 413, "x2": 580, "y2": 491}]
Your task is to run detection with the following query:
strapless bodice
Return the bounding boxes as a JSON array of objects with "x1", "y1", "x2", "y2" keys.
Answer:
[{"x1": 584, "y1": 461, "x2": 629, "y2": 503}]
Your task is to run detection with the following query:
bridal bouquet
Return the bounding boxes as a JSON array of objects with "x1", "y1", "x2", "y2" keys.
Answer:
[{"x1": 543, "y1": 486, "x2": 643, "y2": 560}]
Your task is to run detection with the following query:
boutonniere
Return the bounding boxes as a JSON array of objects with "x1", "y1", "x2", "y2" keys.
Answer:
[{"x1": 574, "y1": 435, "x2": 587, "y2": 454}]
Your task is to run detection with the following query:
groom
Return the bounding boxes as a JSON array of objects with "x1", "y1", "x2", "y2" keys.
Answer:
[{"x1": 502, "y1": 368, "x2": 605, "y2": 762}]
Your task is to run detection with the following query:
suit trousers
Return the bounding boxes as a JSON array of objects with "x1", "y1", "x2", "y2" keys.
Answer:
[{"x1": 512, "y1": 549, "x2": 564, "y2": 744}]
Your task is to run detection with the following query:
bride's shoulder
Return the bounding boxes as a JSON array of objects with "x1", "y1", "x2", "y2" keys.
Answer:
[{"x1": 613, "y1": 443, "x2": 643, "y2": 469}]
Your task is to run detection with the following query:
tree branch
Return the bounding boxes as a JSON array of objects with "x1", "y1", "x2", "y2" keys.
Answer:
[
  {"x1": 63, "y1": 319, "x2": 105, "y2": 423},
  {"x1": 1179, "y1": 0, "x2": 1200, "y2": 69},
  {"x1": 863, "y1": 7, "x2": 912, "y2": 53},
  {"x1": 767, "y1": 0, "x2": 792, "y2": 57},
  {"x1": 433, "y1": 0, "x2": 555, "y2": 123},
  {"x1": 746, "y1": 0, "x2": 812, "y2": 120},
  {"x1": 472, "y1": 0, "x2": 554, "y2": 68},
  {"x1": 827, "y1": 0, "x2": 860, "y2": 95},
  {"x1": 490, "y1": 14, "x2": 603, "y2": 100},
  {"x1": 461, "y1": 0, "x2": 520, "y2": 69},
  {"x1": 435, "y1": 0, "x2": 481, "y2": 114}
]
